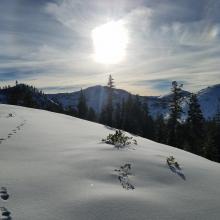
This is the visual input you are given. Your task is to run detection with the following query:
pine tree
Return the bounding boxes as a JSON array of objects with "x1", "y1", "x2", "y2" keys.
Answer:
[
  {"x1": 130, "y1": 95, "x2": 142, "y2": 134},
  {"x1": 114, "y1": 103, "x2": 123, "y2": 129},
  {"x1": 213, "y1": 106, "x2": 220, "y2": 161},
  {"x1": 167, "y1": 81, "x2": 183, "y2": 147},
  {"x1": 214, "y1": 101, "x2": 220, "y2": 125},
  {"x1": 204, "y1": 103, "x2": 220, "y2": 162},
  {"x1": 155, "y1": 114, "x2": 167, "y2": 144},
  {"x1": 141, "y1": 101, "x2": 155, "y2": 140},
  {"x1": 186, "y1": 93, "x2": 205, "y2": 154},
  {"x1": 119, "y1": 94, "x2": 154, "y2": 139},
  {"x1": 87, "y1": 107, "x2": 96, "y2": 121},
  {"x1": 107, "y1": 74, "x2": 114, "y2": 89},
  {"x1": 121, "y1": 94, "x2": 133, "y2": 132},
  {"x1": 106, "y1": 75, "x2": 114, "y2": 126},
  {"x1": 100, "y1": 75, "x2": 115, "y2": 126},
  {"x1": 203, "y1": 119, "x2": 220, "y2": 162},
  {"x1": 77, "y1": 89, "x2": 88, "y2": 119},
  {"x1": 65, "y1": 106, "x2": 77, "y2": 117}
]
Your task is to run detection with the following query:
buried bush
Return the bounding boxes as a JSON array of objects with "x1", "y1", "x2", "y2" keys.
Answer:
[
  {"x1": 166, "y1": 156, "x2": 186, "y2": 180},
  {"x1": 167, "y1": 156, "x2": 180, "y2": 169},
  {"x1": 102, "y1": 130, "x2": 137, "y2": 148}
]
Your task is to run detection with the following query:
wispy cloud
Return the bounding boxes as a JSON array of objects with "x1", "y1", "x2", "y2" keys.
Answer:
[{"x1": 0, "y1": 0, "x2": 220, "y2": 95}]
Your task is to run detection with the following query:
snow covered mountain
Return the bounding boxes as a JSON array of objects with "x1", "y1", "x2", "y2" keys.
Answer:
[
  {"x1": 47, "y1": 85, "x2": 191, "y2": 117},
  {"x1": 48, "y1": 85, "x2": 132, "y2": 113},
  {"x1": 1, "y1": 83, "x2": 220, "y2": 119},
  {"x1": 48, "y1": 84, "x2": 220, "y2": 119},
  {"x1": 0, "y1": 104, "x2": 220, "y2": 220},
  {"x1": 197, "y1": 84, "x2": 220, "y2": 119}
]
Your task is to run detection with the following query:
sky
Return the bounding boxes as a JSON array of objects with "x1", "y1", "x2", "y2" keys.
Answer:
[{"x1": 0, "y1": 0, "x2": 220, "y2": 95}]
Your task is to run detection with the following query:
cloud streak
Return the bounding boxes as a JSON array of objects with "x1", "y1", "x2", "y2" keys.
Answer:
[{"x1": 0, "y1": 0, "x2": 220, "y2": 95}]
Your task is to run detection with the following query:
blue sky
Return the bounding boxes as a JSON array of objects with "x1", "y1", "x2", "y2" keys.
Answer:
[{"x1": 0, "y1": 0, "x2": 220, "y2": 95}]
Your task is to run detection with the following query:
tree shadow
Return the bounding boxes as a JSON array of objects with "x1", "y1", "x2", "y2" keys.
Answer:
[{"x1": 168, "y1": 164, "x2": 186, "y2": 180}]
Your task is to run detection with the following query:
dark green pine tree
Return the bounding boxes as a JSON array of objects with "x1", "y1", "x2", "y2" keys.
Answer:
[
  {"x1": 77, "y1": 89, "x2": 88, "y2": 119},
  {"x1": 106, "y1": 74, "x2": 114, "y2": 126},
  {"x1": 114, "y1": 102, "x2": 123, "y2": 129},
  {"x1": 167, "y1": 81, "x2": 183, "y2": 147},
  {"x1": 155, "y1": 114, "x2": 168, "y2": 144},
  {"x1": 186, "y1": 93, "x2": 205, "y2": 154},
  {"x1": 87, "y1": 107, "x2": 96, "y2": 122},
  {"x1": 65, "y1": 106, "x2": 78, "y2": 117},
  {"x1": 204, "y1": 103, "x2": 220, "y2": 162},
  {"x1": 121, "y1": 94, "x2": 133, "y2": 132},
  {"x1": 100, "y1": 75, "x2": 115, "y2": 126},
  {"x1": 130, "y1": 95, "x2": 142, "y2": 134},
  {"x1": 119, "y1": 94, "x2": 154, "y2": 139},
  {"x1": 213, "y1": 104, "x2": 220, "y2": 161},
  {"x1": 118, "y1": 99, "x2": 126, "y2": 129},
  {"x1": 203, "y1": 119, "x2": 220, "y2": 162},
  {"x1": 139, "y1": 100, "x2": 155, "y2": 139},
  {"x1": 214, "y1": 102, "x2": 220, "y2": 125}
]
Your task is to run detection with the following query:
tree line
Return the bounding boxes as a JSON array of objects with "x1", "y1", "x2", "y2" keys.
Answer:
[
  {"x1": 76, "y1": 76, "x2": 220, "y2": 163},
  {"x1": 1, "y1": 79, "x2": 220, "y2": 162}
]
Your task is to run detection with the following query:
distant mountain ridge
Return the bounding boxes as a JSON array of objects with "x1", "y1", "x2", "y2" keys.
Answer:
[
  {"x1": 0, "y1": 84, "x2": 62, "y2": 112},
  {"x1": 47, "y1": 84, "x2": 220, "y2": 119},
  {"x1": 1, "y1": 83, "x2": 220, "y2": 119}
]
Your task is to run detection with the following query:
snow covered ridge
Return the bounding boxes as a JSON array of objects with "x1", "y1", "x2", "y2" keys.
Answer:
[
  {"x1": 0, "y1": 84, "x2": 61, "y2": 113},
  {"x1": 1, "y1": 83, "x2": 220, "y2": 119},
  {"x1": 0, "y1": 104, "x2": 220, "y2": 220},
  {"x1": 47, "y1": 84, "x2": 220, "y2": 119}
]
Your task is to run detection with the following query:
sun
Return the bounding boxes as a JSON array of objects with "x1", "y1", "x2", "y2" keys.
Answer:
[{"x1": 91, "y1": 21, "x2": 128, "y2": 64}]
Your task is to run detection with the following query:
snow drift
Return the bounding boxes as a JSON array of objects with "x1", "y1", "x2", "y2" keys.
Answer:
[{"x1": 0, "y1": 104, "x2": 220, "y2": 220}]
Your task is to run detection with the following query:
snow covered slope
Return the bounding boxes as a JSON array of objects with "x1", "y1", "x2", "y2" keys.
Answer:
[{"x1": 0, "y1": 104, "x2": 220, "y2": 220}]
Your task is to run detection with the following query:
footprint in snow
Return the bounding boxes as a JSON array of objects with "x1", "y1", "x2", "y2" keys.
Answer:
[
  {"x1": 0, "y1": 138, "x2": 5, "y2": 144},
  {"x1": 0, "y1": 187, "x2": 9, "y2": 201},
  {"x1": 0, "y1": 207, "x2": 11, "y2": 220}
]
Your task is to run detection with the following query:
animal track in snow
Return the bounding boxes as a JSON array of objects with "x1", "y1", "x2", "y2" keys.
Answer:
[
  {"x1": 0, "y1": 187, "x2": 11, "y2": 219},
  {"x1": 0, "y1": 115, "x2": 26, "y2": 145},
  {"x1": 0, "y1": 187, "x2": 9, "y2": 201},
  {"x1": 0, "y1": 207, "x2": 11, "y2": 220},
  {"x1": 115, "y1": 163, "x2": 135, "y2": 190}
]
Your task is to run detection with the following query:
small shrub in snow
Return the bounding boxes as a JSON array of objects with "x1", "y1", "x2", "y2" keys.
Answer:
[
  {"x1": 167, "y1": 156, "x2": 186, "y2": 180},
  {"x1": 102, "y1": 130, "x2": 137, "y2": 149},
  {"x1": 167, "y1": 156, "x2": 180, "y2": 169}
]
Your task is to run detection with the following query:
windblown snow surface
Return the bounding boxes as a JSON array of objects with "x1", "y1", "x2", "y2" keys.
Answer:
[{"x1": 0, "y1": 104, "x2": 220, "y2": 220}]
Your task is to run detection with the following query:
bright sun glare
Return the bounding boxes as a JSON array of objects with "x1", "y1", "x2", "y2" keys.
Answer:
[{"x1": 92, "y1": 21, "x2": 128, "y2": 64}]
